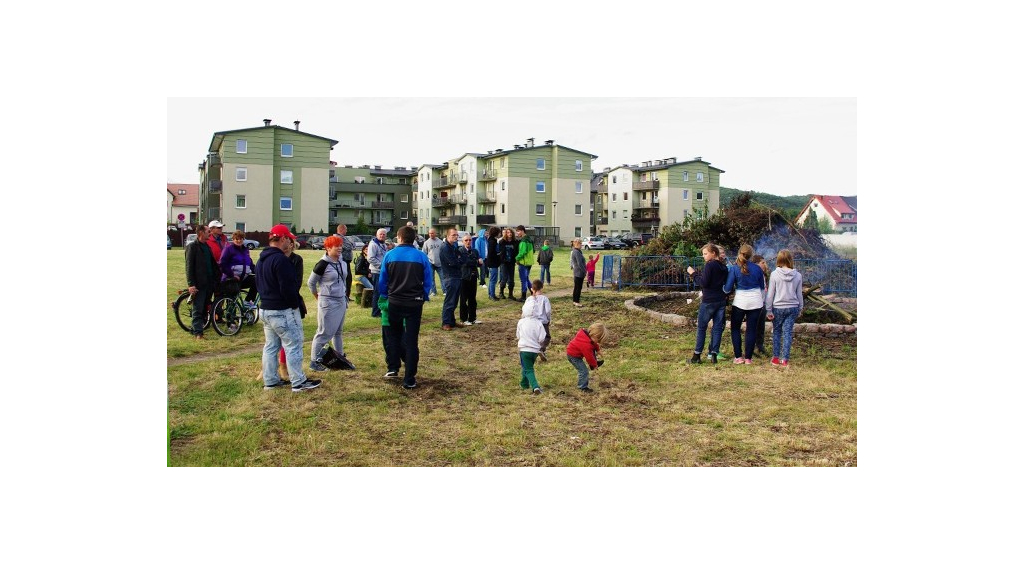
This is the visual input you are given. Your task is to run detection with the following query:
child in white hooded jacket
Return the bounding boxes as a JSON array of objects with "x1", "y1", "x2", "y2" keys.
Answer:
[
  {"x1": 516, "y1": 294, "x2": 547, "y2": 394},
  {"x1": 765, "y1": 249, "x2": 804, "y2": 368}
]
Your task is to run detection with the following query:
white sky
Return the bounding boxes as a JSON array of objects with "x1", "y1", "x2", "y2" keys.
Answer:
[{"x1": 168, "y1": 97, "x2": 855, "y2": 197}]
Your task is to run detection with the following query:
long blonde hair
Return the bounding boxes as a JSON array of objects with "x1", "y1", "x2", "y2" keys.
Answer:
[
  {"x1": 776, "y1": 249, "x2": 794, "y2": 269},
  {"x1": 736, "y1": 244, "x2": 754, "y2": 275},
  {"x1": 588, "y1": 321, "x2": 607, "y2": 344}
]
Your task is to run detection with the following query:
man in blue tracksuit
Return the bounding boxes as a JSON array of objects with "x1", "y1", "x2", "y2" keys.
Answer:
[
  {"x1": 377, "y1": 225, "x2": 433, "y2": 389},
  {"x1": 438, "y1": 227, "x2": 465, "y2": 330}
]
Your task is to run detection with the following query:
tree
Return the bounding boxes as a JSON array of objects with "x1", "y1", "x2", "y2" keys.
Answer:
[
  {"x1": 816, "y1": 216, "x2": 836, "y2": 234},
  {"x1": 354, "y1": 215, "x2": 370, "y2": 235}
]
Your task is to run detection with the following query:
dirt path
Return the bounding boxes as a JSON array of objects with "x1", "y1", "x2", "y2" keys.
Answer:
[{"x1": 167, "y1": 285, "x2": 584, "y2": 367}]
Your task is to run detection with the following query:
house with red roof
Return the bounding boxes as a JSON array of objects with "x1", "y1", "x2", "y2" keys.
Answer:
[
  {"x1": 167, "y1": 183, "x2": 199, "y2": 225},
  {"x1": 796, "y1": 194, "x2": 857, "y2": 233}
]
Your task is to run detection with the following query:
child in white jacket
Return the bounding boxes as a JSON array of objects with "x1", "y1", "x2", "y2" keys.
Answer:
[
  {"x1": 521, "y1": 279, "x2": 552, "y2": 360},
  {"x1": 765, "y1": 249, "x2": 804, "y2": 368},
  {"x1": 516, "y1": 296, "x2": 548, "y2": 394}
]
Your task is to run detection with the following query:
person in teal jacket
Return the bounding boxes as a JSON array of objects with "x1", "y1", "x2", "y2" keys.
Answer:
[
  {"x1": 514, "y1": 225, "x2": 535, "y2": 301},
  {"x1": 473, "y1": 229, "x2": 488, "y2": 286}
]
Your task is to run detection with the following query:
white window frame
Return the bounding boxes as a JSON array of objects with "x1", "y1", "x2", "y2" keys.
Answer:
[
  {"x1": 501, "y1": 157, "x2": 506, "y2": 169},
  {"x1": 281, "y1": 170, "x2": 293, "y2": 184},
  {"x1": 612, "y1": 211, "x2": 617, "y2": 219},
  {"x1": 575, "y1": 227, "x2": 582, "y2": 237},
  {"x1": 612, "y1": 176, "x2": 617, "y2": 184},
  {"x1": 682, "y1": 171, "x2": 689, "y2": 182},
  {"x1": 280, "y1": 197, "x2": 293, "y2": 210},
  {"x1": 501, "y1": 181, "x2": 506, "y2": 191},
  {"x1": 696, "y1": 192, "x2": 704, "y2": 201},
  {"x1": 576, "y1": 181, "x2": 583, "y2": 193},
  {"x1": 401, "y1": 210, "x2": 409, "y2": 219},
  {"x1": 536, "y1": 203, "x2": 545, "y2": 216},
  {"x1": 281, "y1": 143, "x2": 293, "y2": 158},
  {"x1": 401, "y1": 194, "x2": 409, "y2": 203},
  {"x1": 575, "y1": 204, "x2": 583, "y2": 216},
  {"x1": 697, "y1": 172, "x2": 704, "y2": 182},
  {"x1": 235, "y1": 222, "x2": 245, "y2": 232},
  {"x1": 235, "y1": 195, "x2": 246, "y2": 209},
  {"x1": 537, "y1": 158, "x2": 545, "y2": 170},
  {"x1": 236, "y1": 139, "x2": 247, "y2": 154},
  {"x1": 536, "y1": 181, "x2": 546, "y2": 193},
  {"x1": 236, "y1": 167, "x2": 247, "y2": 181},
  {"x1": 623, "y1": 192, "x2": 628, "y2": 201},
  {"x1": 683, "y1": 189, "x2": 689, "y2": 200},
  {"x1": 612, "y1": 193, "x2": 617, "y2": 202},
  {"x1": 575, "y1": 160, "x2": 583, "y2": 171}
]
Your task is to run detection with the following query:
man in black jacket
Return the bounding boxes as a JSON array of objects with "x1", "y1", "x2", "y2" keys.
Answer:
[{"x1": 185, "y1": 224, "x2": 219, "y2": 339}]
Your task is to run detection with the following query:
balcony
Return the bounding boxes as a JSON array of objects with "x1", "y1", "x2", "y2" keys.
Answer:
[
  {"x1": 477, "y1": 214, "x2": 496, "y2": 224},
  {"x1": 634, "y1": 199, "x2": 660, "y2": 210},
  {"x1": 437, "y1": 215, "x2": 467, "y2": 225},
  {"x1": 433, "y1": 175, "x2": 457, "y2": 189},
  {"x1": 480, "y1": 168, "x2": 498, "y2": 181},
  {"x1": 458, "y1": 172, "x2": 469, "y2": 184},
  {"x1": 450, "y1": 194, "x2": 467, "y2": 204},
  {"x1": 372, "y1": 201, "x2": 395, "y2": 209},
  {"x1": 209, "y1": 180, "x2": 222, "y2": 193},
  {"x1": 431, "y1": 197, "x2": 454, "y2": 208},
  {"x1": 634, "y1": 180, "x2": 660, "y2": 190},
  {"x1": 477, "y1": 191, "x2": 496, "y2": 203},
  {"x1": 371, "y1": 219, "x2": 393, "y2": 226},
  {"x1": 631, "y1": 215, "x2": 661, "y2": 225},
  {"x1": 339, "y1": 201, "x2": 371, "y2": 208},
  {"x1": 597, "y1": 217, "x2": 608, "y2": 225}
]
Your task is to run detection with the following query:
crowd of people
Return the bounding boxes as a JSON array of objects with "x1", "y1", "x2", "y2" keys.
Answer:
[{"x1": 184, "y1": 219, "x2": 804, "y2": 394}]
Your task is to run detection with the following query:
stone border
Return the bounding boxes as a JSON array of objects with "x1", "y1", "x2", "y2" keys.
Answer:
[{"x1": 624, "y1": 291, "x2": 857, "y2": 336}]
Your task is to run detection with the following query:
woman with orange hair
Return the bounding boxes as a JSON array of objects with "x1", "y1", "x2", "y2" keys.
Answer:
[{"x1": 307, "y1": 235, "x2": 354, "y2": 372}]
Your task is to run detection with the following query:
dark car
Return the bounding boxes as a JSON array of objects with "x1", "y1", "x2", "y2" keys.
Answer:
[
  {"x1": 605, "y1": 237, "x2": 628, "y2": 250},
  {"x1": 295, "y1": 234, "x2": 316, "y2": 249},
  {"x1": 309, "y1": 236, "x2": 327, "y2": 250},
  {"x1": 622, "y1": 233, "x2": 655, "y2": 247},
  {"x1": 355, "y1": 234, "x2": 374, "y2": 245}
]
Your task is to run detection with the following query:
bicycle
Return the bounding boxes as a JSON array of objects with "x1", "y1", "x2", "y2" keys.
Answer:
[{"x1": 172, "y1": 279, "x2": 260, "y2": 336}]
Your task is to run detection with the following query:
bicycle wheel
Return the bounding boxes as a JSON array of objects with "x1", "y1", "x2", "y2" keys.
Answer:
[
  {"x1": 173, "y1": 291, "x2": 211, "y2": 332},
  {"x1": 212, "y1": 297, "x2": 243, "y2": 336},
  {"x1": 243, "y1": 295, "x2": 260, "y2": 325}
]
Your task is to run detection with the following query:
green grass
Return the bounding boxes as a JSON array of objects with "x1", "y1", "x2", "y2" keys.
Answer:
[{"x1": 167, "y1": 247, "x2": 857, "y2": 466}]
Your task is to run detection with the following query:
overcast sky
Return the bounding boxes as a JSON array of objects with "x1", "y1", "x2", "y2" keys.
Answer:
[{"x1": 167, "y1": 97, "x2": 855, "y2": 198}]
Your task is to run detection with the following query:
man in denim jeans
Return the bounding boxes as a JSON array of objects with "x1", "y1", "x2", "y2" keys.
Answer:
[
  {"x1": 438, "y1": 228, "x2": 464, "y2": 330},
  {"x1": 686, "y1": 243, "x2": 730, "y2": 364},
  {"x1": 256, "y1": 224, "x2": 321, "y2": 392}
]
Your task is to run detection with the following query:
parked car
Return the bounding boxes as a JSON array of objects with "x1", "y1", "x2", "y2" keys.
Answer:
[
  {"x1": 581, "y1": 236, "x2": 605, "y2": 251},
  {"x1": 185, "y1": 233, "x2": 198, "y2": 246},
  {"x1": 622, "y1": 233, "x2": 655, "y2": 247},
  {"x1": 309, "y1": 236, "x2": 327, "y2": 250},
  {"x1": 294, "y1": 234, "x2": 315, "y2": 249},
  {"x1": 344, "y1": 235, "x2": 366, "y2": 252},
  {"x1": 355, "y1": 234, "x2": 374, "y2": 244},
  {"x1": 240, "y1": 238, "x2": 260, "y2": 250},
  {"x1": 604, "y1": 237, "x2": 628, "y2": 250}
]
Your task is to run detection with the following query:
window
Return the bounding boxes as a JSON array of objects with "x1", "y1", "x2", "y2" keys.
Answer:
[
  {"x1": 501, "y1": 181, "x2": 506, "y2": 191},
  {"x1": 612, "y1": 193, "x2": 617, "y2": 202},
  {"x1": 575, "y1": 204, "x2": 583, "y2": 215},
  {"x1": 235, "y1": 222, "x2": 245, "y2": 231},
  {"x1": 576, "y1": 181, "x2": 583, "y2": 193},
  {"x1": 355, "y1": 176, "x2": 365, "y2": 184},
  {"x1": 469, "y1": 183, "x2": 474, "y2": 193},
  {"x1": 178, "y1": 189, "x2": 186, "y2": 195},
  {"x1": 537, "y1": 158, "x2": 545, "y2": 170},
  {"x1": 696, "y1": 172, "x2": 704, "y2": 182},
  {"x1": 536, "y1": 181, "x2": 545, "y2": 193},
  {"x1": 641, "y1": 173, "x2": 647, "y2": 181},
  {"x1": 401, "y1": 194, "x2": 409, "y2": 203},
  {"x1": 281, "y1": 143, "x2": 293, "y2": 157},
  {"x1": 280, "y1": 197, "x2": 292, "y2": 210},
  {"x1": 236, "y1": 195, "x2": 246, "y2": 208},
  {"x1": 575, "y1": 160, "x2": 583, "y2": 171},
  {"x1": 470, "y1": 205, "x2": 475, "y2": 214},
  {"x1": 236, "y1": 139, "x2": 247, "y2": 153},
  {"x1": 236, "y1": 167, "x2": 247, "y2": 181},
  {"x1": 612, "y1": 176, "x2": 617, "y2": 184},
  {"x1": 401, "y1": 211, "x2": 408, "y2": 219},
  {"x1": 682, "y1": 171, "x2": 689, "y2": 182},
  {"x1": 612, "y1": 211, "x2": 617, "y2": 219},
  {"x1": 683, "y1": 189, "x2": 689, "y2": 200},
  {"x1": 623, "y1": 192, "x2": 628, "y2": 201},
  {"x1": 652, "y1": 172, "x2": 659, "y2": 180},
  {"x1": 501, "y1": 204, "x2": 505, "y2": 213},
  {"x1": 281, "y1": 170, "x2": 293, "y2": 184},
  {"x1": 575, "y1": 227, "x2": 582, "y2": 237},
  {"x1": 377, "y1": 178, "x2": 385, "y2": 185},
  {"x1": 536, "y1": 204, "x2": 545, "y2": 215},
  {"x1": 696, "y1": 192, "x2": 704, "y2": 201}
]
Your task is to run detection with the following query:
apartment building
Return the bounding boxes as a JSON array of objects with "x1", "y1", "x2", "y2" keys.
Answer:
[
  {"x1": 198, "y1": 119, "x2": 337, "y2": 234},
  {"x1": 597, "y1": 157, "x2": 723, "y2": 237},
  {"x1": 417, "y1": 138, "x2": 596, "y2": 244},
  {"x1": 329, "y1": 165, "x2": 416, "y2": 234}
]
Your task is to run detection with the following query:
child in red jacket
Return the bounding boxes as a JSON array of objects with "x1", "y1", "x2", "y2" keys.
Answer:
[
  {"x1": 565, "y1": 322, "x2": 607, "y2": 393},
  {"x1": 585, "y1": 253, "x2": 600, "y2": 288}
]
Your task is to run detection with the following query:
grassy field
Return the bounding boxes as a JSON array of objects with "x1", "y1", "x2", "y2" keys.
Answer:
[{"x1": 166, "y1": 246, "x2": 857, "y2": 466}]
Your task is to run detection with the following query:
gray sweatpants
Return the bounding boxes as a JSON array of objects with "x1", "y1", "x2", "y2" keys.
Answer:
[{"x1": 311, "y1": 295, "x2": 348, "y2": 361}]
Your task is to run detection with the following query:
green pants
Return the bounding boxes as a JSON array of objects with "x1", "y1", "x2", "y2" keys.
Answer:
[{"x1": 519, "y1": 351, "x2": 540, "y2": 390}]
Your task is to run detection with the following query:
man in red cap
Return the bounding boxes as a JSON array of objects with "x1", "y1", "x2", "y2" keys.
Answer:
[{"x1": 255, "y1": 224, "x2": 321, "y2": 392}]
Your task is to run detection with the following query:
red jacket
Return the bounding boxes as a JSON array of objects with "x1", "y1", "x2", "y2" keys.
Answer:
[
  {"x1": 566, "y1": 328, "x2": 600, "y2": 369},
  {"x1": 206, "y1": 234, "x2": 227, "y2": 263}
]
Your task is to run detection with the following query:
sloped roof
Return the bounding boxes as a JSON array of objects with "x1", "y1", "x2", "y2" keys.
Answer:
[
  {"x1": 209, "y1": 125, "x2": 338, "y2": 152},
  {"x1": 481, "y1": 143, "x2": 598, "y2": 160},
  {"x1": 800, "y1": 194, "x2": 857, "y2": 224},
  {"x1": 168, "y1": 183, "x2": 199, "y2": 206}
]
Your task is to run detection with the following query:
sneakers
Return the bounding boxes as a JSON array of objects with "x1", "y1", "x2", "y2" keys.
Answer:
[
  {"x1": 383, "y1": 370, "x2": 399, "y2": 380},
  {"x1": 733, "y1": 357, "x2": 745, "y2": 364},
  {"x1": 532, "y1": 387, "x2": 542, "y2": 394},
  {"x1": 580, "y1": 387, "x2": 594, "y2": 393},
  {"x1": 743, "y1": 359, "x2": 753, "y2": 365},
  {"x1": 573, "y1": 302, "x2": 582, "y2": 308},
  {"x1": 708, "y1": 353, "x2": 718, "y2": 364},
  {"x1": 688, "y1": 353, "x2": 702, "y2": 364},
  {"x1": 402, "y1": 382, "x2": 417, "y2": 389},
  {"x1": 291, "y1": 379, "x2": 322, "y2": 392},
  {"x1": 263, "y1": 379, "x2": 290, "y2": 390},
  {"x1": 442, "y1": 325, "x2": 454, "y2": 331},
  {"x1": 771, "y1": 357, "x2": 781, "y2": 367},
  {"x1": 309, "y1": 360, "x2": 328, "y2": 372},
  {"x1": 463, "y1": 320, "x2": 473, "y2": 326},
  {"x1": 780, "y1": 360, "x2": 790, "y2": 368}
]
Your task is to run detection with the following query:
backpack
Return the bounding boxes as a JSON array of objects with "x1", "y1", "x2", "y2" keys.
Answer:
[{"x1": 354, "y1": 254, "x2": 370, "y2": 276}]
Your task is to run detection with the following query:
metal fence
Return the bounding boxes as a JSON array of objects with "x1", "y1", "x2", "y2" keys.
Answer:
[{"x1": 601, "y1": 255, "x2": 857, "y2": 296}]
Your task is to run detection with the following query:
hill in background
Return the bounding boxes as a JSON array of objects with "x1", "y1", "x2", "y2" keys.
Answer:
[{"x1": 720, "y1": 187, "x2": 809, "y2": 218}]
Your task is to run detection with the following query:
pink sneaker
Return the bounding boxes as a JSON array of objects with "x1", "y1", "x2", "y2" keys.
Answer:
[
  {"x1": 733, "y1": 358, "x2": 745, "y2": 364},
  {"x1": 771, "y1": 357, "x2": 781, "y2": 366},
  {"x1": 780, "y1": 360, "x2": 790, "y2": 368},
  {"x1": 743, "y1": 359, "x2": 753, "y2": 365}
]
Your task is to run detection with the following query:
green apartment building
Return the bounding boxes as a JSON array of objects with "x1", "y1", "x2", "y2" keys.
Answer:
[
  {"x1": 199, "y1": 120, "x2": 337, "y2": 234},
  {"x1": 597, "y1": 157, "x2": 723, "y2": 237},
  {"x1": 417, "y1": 138, "x2": 597, "y2": 245},
  {"x1": 329, "y1": 165, "x2": 417, "y2": 234}
]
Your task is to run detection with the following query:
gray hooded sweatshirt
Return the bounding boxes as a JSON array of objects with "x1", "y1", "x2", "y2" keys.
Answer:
[{"x1": 765, "y1": 267, "x2": 804, "y2": 315}]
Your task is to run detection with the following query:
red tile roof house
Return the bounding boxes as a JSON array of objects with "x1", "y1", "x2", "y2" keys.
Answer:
[
  {"x1": 167, "y1": 183, "x2": 199, "y2": 225},
  {"x1": 796, "y1": 194, "x2": 857, "y2": 232}
]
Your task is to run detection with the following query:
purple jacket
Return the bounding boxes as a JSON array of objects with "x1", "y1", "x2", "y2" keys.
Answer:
[{"x1": 219, "y1": 242, "x2": 255, "y2": 281}]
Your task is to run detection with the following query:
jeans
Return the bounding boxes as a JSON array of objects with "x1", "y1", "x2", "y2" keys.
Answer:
[
  {"x1": 478, "y1": 262, "x2": 487, "y2": 285},
  {"x1": 568, "y1": 354, "x2": 590, "y2": 389},
  {"x1": 441, "y1": 276, "x2": 461, "y2": 326},
  {"x1": 385, "y1": 301, "x2": 423, "y2": 387},
  {"x1": 500, "y1": 263, "x2": 515, "y2": 296},
  {"x1": 261, "y1": 307, "x2": 307, "y2": 387},
  {"x1": 518, "y1": 265, "x2": 532, "y2": 295},
  {"x1": 459, "y1": 278, "x2": 477, "y2": 322},
  {"x1": 694, "y1": 300, "x2": 726, "y2": 356},
  {"x1": 487, "y1": 267, "x2": 499, "y2": 298},
  {"x1": 429, "y1": 264, "x2": 442, "y2": 295},
  {"x1": 771, "y1": 307, "x2": 800, "y2": 361},
  {"x1": 519, "y1": 351, "x2": 540, "y2": 389},
  {"x1": 755, "y1": 306, "x2": 767, "y2": 351},
  {"x1": 369, "y1": 272, "x2": 381, "y2": 317},
  {"x1": 730, "y1": 306, "x2": 761, "y2": 360},
  {"x1": 539, "y1": 264, "x2": 551, "y2": 284}
]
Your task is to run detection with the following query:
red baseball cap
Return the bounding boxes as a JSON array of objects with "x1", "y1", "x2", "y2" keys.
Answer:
[{"x1": 270, "y1": 224, "x2": 296, "y2": 240}]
